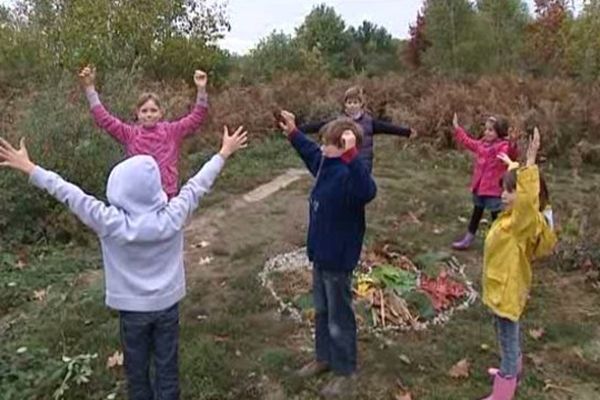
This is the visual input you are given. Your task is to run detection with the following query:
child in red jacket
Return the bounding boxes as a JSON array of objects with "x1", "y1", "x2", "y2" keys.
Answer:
[{"x1": 452, "y1": 113, "x2": 518, "y2": 250}]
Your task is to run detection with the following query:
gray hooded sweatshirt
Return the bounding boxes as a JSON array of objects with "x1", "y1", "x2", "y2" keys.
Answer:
[{"x1": 29, "y1": 154, "x2": 225, "y2": 312}]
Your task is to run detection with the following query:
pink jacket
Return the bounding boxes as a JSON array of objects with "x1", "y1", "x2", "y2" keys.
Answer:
[
  {"x1": 454, "y1": 127, "x2": 519, "y2": 197},
  {"x1": 87, "y1": 89, "x2": 208, "y2": 198}
]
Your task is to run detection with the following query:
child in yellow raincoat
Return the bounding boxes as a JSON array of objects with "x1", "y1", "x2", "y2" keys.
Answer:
[{"x1": 480, "y1": 128, "x2": 557, "y2": 400}]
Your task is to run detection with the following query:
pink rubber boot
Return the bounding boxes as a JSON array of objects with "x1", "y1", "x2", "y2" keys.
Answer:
[
  {"x1": 488, "y1": 355, "x2": 523, "y2": 382},
  {"x1": 481, "y1": 374, "x2": 517, "y2": 400},
  {"x1": 452, "y1": 232, "x2": 475, "y2": 250}
]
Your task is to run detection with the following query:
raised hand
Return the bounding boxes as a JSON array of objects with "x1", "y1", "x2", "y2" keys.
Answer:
[
  {"x1": 219, "y1": 125, "x2": 248, "y2": 159},
  {"x1": 194, "y1": 70, "x2": 208, "y2": 89},
  {"x1": 526, "y1": 127, "x2": 540, "y2": 166},
  {"x1": 0, "y1": 137, "x2": 36, "y2": 175},
  {"x1": 78, "y1": 65, "x2": 96, "y2": 89},
  {"x1": 278, "y1": 110, "x2": 297, "y2": 135}
]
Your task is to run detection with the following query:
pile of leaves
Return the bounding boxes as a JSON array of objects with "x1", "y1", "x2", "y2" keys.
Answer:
[{"x1": 354, "y1": 245, "x2": 468, "y2": 330}]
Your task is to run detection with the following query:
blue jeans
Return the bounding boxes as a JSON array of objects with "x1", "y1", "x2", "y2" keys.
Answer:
[
  {"x1": 119, "y1": 303, "x2": 180, "y2": 400},
  {"x1": 313, "y1": 267, "x2": 357, "y2": 376},
  {"x1": 494, "y1": 315, "x2": 521, "y2": 377}
]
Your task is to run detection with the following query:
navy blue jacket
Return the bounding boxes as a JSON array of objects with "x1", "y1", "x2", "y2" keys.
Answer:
[
  {"x1": 299, "y1": 113, "x2": 411, "y2": 173},
  {"x1": 289, "y1": 129, "x2": 377, "y2": 272}
]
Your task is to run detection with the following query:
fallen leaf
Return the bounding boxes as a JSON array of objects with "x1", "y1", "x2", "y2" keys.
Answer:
[
  {"x1": 448, "y1": 358, "x2": 470, "y2": 379},
  {"x1": 193, "y1": 240, "x2": 211, "y2": 249},
  {"x1": 458, "y1": 216, "x2": 468, "y2": 223},
  {"x1": 16, "y1": 347, "x2": 27, "y2": 354},
  {"x1": 529, "y1": 328, "x2": 545, "y2": 340},
  {"x1": 399, "y1": 354, "x2": 411, "y2": 365},
  {"x1": 196, "y1": 314, "x2": 208, "y2": 321},
  {"x1": 106, "y1": 351, "x2": 124, "y2": 369},
  {"x1": 214, "y1": 335, "x2": 229, "y2": 343},
  {"x1": 33, "y1": 289, "x2": 47, "y2": 302},
  {"x1": 7, "y1": 282, "x2": 17, "y2": 287},
  {"x1": 106, "y1": 394, "x2": 117, "y2": 400},
  {"x1": 527, "y1": 353, "x2": 544, "y2": 369},
  {"x1": 480, "y1": 343, "x2": 490, "y2": 351},
  {"x1": 199, "y1": 256, "x2": 213, "y2": 266}
]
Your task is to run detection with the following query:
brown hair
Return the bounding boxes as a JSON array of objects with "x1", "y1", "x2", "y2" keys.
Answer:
[
  {"x1": 502, "y1": 169, "x2": 550, "y2": 212},
  {"x1": 487, "y1": 116, "x2": 509, "y2": 139},
  {"x1": 136, "y1": 92, "x2": 162, "y2": 110},
  {"x1": 344, "y1": 86, "x2": 366, "y2": 105},
  {"x1": 319, "y1": 117, "x2": 364, "y2": 149}
]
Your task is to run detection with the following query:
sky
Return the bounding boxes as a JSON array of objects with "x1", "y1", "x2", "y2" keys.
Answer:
[
  {"x1": 1, "y1": 0, "x2": 584, "y2": 55},
  {"x1": 218, "y1": 0, "x2": 584, "y2": 55}
]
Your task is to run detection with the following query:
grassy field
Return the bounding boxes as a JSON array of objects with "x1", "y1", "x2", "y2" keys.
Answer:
[{"x1": 1, "y1": 135, "x2": 599, "y2": 399}]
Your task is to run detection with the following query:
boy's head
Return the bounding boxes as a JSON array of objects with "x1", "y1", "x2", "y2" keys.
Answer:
[
  {"x1": 107, "y1": 155, "x2": 167, "y2": 214},
  {"x1": 319, "y1": 117, "x2": 363, "y2": 158},
  {"x1": 484, "y1": 116, "x2": 509, "y2": 142},
  {"x1": 343, "y1": 86, "x2": 366, "y2": 119},
  {"x1": 136, "y1": 92, "x2": 164, "y2": 128}
]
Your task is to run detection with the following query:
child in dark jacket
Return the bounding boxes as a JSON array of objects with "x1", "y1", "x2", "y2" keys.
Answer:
[
  {"x1": 299, "y1": 86, "x2": 416, "y2": 173},
  {"x1": 278, "y1": 110, "x2": 377, "y2": 398}
]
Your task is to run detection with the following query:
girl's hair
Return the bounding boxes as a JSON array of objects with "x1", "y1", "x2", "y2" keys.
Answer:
[
  {"x1": 319, "y1": 117, "x2": 364, "y2": 148},
  {"x1": 487, "y1": 116, "x2": 509, "y2": 139},
  {"x1": 136, "y1": 92, "x2": 162, "y2": 110},
  {"x1": 344, "y1": 86, "x2": 366, "y2": 105},
  {"x1": 502, "y1": 169, "x2": 550, "y2": 212}
]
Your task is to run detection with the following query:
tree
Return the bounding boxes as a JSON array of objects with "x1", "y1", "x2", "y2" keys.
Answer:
[
  {"x1": 476, "y1": 0, "x2": 530, "y2": 72},
  {"x1": 405, "y1": 11, "x2": 430, "y2": 68},
  {"x1": 347, "y1": 21, "x2": 401, "y2": 75},
  {"x1": 295, "y1": 4, "x2": 352, "y2": 77},
  {"x1": 421, "y1": 0, "x2": 483, "y2": 75},
  {"x1": 566, "y1": 0, "x2": 600, "y2": 80}
]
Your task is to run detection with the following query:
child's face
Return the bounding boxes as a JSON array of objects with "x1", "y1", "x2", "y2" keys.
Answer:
[
  {"x1": 483, "y1": 120, "x2": 499, "y2": 142},
  {"x1": 344, "y1": 98, "x2": 363, "y2": 118},
  {"x1": 501, "y1": 188, "x2": 517, "y2": 210},
  {"x1": 321, "y1": 141, "x2": 345, "y2": 158},
  {"x1": 137, "y1": 99, "x2": 163, "y2": 127}
]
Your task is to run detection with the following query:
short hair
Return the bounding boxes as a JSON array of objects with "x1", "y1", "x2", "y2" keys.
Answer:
[
  {"x1": 319, "y1": 117, "x2": 364, "y2": 149},
  {"x1": 136, "y1": 92, "x2": 162, "y2": 110},
  {"x1": 344, "y1": 86, "x2": 366, "y2": 104}
]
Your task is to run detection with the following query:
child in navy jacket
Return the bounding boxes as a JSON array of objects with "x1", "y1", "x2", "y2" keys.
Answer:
[{"x1": 278, "y1": 111, "x2": 377, "y2": 398}]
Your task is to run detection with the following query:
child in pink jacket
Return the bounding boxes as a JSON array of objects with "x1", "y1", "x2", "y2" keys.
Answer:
[
  {"x1": 79, "y1": 66, "x2": 209, "y2": 198},
  {"x1": 452, "y1": 113, "x2": 518, "y2": 250}
]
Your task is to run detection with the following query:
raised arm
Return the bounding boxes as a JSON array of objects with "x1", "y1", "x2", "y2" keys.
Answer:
[
  {"x1": 79, "y1": 66, "x2": 135, "y2": 145},
  {"x1": 168, "y1": 70, "x2": 209, "y2": 140},
  {"x1": 164, "y1": 126, "x2": 247, "y2": 228},
  {"x1": 0, "y1": 138, "x2": 122, "y2": 237},
  {"x1": 279, "y1": 111, "x2": 322, "y2": 177},
  {"x1": 453, "y1": 113, "x2": 479, "y2": 153}
]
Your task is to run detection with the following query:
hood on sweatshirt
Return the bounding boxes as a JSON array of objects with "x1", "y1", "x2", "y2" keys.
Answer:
[{"x1": 106, "y1": 155, "x2": 167, "y2": 216}]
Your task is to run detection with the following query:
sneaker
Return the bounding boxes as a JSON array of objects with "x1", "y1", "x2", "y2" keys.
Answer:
[
  {"x1": 320, "y1": 375, "x2": 355, "y2": 398},
  {"x1": 295, "y1": 360, "x2": 330, "y2": 378},
  {"x1": 452, "y1": 232, "x2": 475, "y2": 250}
]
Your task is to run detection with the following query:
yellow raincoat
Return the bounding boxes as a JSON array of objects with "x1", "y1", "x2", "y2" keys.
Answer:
[{"x1": 482, "y1": 165, "x2": 557, "y2": 321}]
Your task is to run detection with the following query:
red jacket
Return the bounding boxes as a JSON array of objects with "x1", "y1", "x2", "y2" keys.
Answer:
[{"x1": 454, "y1": 127, "x2": 519, "y2": 197}]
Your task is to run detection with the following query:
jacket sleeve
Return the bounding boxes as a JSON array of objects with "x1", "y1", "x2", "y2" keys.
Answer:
[
  {"x1": 453, "y1": 126, "x2": 480, "y2": 154},
  {"x1": 167, "y1": 91, "x2": 209, "y2": 140},
  {"x1": 372, "y1": 119, "x2": 411, "y2": 137},
  {"x1": 510, "y1": 166, "x2": 540, "y2": 236},
  {"x1": 163, "y1": 154, "x2": 225, "y2": 229},
  {"x1": 29, "y1": 166, "x2": 122, "y2": 237},
  {"x1": 298, "y1": 120, "x2": 328, "y2": 134},
  {"x1": 288, "y1": 129, "x2": 323, "y2": 177},
  {"x1": 341, "y1": 148, "x2": 377, "y2": 204},
  {"x1": 86, "y1": 89, "x2": 135, "y2": 145}
]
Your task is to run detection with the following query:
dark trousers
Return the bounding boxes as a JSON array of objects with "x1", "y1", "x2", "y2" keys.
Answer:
[
  {"x1": 119, "y1": 303, "x2": 180, "y2": 400},
  {"x1": 313, "y1": 267, "x2": 357, "y2": 376}
]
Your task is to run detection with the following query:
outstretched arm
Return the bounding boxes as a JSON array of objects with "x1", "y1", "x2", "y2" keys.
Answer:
[
  {"x1": 79, "y1": 66, "x2": 135, "y2": 144},
  {"x1": 0, "y1": 137, "x2": 122, "y2": 237},
  {"x1": 164, "y1": 126, "x2": 248, "y2": 228},
  {"x1": 168, "y1": 70, "x2": 209, "y2": 139},
  {"x1": 279, "y1": 110, "x2": 322, "y2": 177}
]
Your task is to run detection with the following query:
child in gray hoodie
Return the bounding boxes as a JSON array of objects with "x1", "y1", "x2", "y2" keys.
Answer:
[{"x1": 0, "y1": 127, "x2": 247, "y2": 400}]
